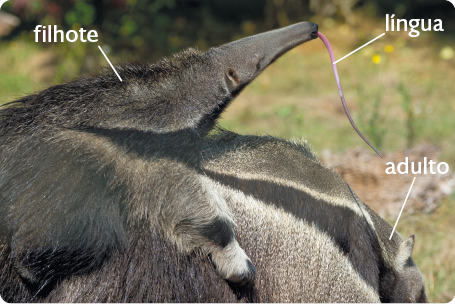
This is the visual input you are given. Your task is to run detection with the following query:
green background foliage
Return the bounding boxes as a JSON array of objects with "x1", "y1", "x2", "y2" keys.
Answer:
[{"x1": 3, "y1": 0, "x2": 454, "y2": 60}]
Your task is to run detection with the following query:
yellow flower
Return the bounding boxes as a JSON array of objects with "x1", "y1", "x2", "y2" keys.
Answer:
[
  {"x1": 385, "y1": 45, "x2": 394, "y2": 53},
  {"x1": 372, "y1": 54, "x2": 381, "y2": 64},
  {"x1": 440, "y1": 47, "x2": 454, "y2": 60}
]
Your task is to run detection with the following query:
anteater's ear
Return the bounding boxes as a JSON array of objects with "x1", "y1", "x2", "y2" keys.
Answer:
[
  {"x1": 225, "y1": 68, "x2": 240, "y2": 92},
  {"x1": 396, "y1": 235, "x2": 415, "y2": 270}
]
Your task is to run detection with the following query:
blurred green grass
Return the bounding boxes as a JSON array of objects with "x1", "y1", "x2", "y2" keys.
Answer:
[
  {"x1": 219, "y1": 23, "x2": 455, "y2": 167},
  {"x1": 0, "y1": 40, "x2": 44, "y2": 104},
  {"x1": 0, "y1": 17, "x2": 454, "y2": 302}
]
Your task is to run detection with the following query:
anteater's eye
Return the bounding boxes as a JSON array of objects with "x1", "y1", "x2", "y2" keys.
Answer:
[{"x1": 227, "y1": 69, "x2": 239, "y2": 84}]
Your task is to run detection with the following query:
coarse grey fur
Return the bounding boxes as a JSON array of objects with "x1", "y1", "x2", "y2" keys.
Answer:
[
  {"x1": 0, "y1": 130, "x2": 428, "y2": 302},
  {"x1": 202, "y1": 130, "x2": 429, "y2": 303},
  {"x1": 0, "y1": 22, "x2": 318, "y2": 297}
]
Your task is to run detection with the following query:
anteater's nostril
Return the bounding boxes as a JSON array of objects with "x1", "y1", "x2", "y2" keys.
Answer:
[{"x1": 311, "y1": 23, "x2": 319, "y2": 39}]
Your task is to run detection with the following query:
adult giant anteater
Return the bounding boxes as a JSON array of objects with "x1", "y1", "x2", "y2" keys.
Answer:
[
  {"x1": 0, "y1": 22, "x2": 427, "y2": 302},
  {"x1": 0, "y1": 131, "x2": 428, "y2": 302}
]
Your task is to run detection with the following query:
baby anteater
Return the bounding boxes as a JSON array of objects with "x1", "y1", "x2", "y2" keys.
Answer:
[{"x1": 0, "y1": 22, "x2": 318, "y2": 290}]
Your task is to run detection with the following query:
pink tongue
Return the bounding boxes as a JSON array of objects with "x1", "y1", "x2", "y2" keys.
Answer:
[{"x1": 317, "y1": 32, "x2": 382, "y2": 158}]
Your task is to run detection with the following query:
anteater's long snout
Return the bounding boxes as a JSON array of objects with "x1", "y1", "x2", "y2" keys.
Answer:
[
  {"x1": 260, "y1": 22, "x2": 318, "y2": 65},
  {"x1": 262, "y1": 22, "x2": 319, "y2": 60},
  {"x1": 215, "y1": 22, "x2": 318, "y2": 73}
]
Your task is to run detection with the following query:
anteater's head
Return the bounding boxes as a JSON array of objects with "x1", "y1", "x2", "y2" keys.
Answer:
[
  {"x1": 381, "y1": 235, "x2": 429, "y2": 303},
  {"x1": 0, "y1": 22, "x2": 318, "y2": 136},
  {"x1": 197, "y1": 21, "x2": 319, "y2": 132}
]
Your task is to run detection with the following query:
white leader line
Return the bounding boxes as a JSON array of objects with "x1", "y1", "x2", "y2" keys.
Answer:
[
  {"x1": 389, "y1": 177, "x2": 416, "y2": 240},
  {"x1": 0, "y1": 0, "x2": 10, "y2": 10},
  {"x1": 334, "y1": 33, "x2": 386, "y2": 64},
  {"x1": 98, "y1": 45, "x2": 122, "y2": 82}
]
